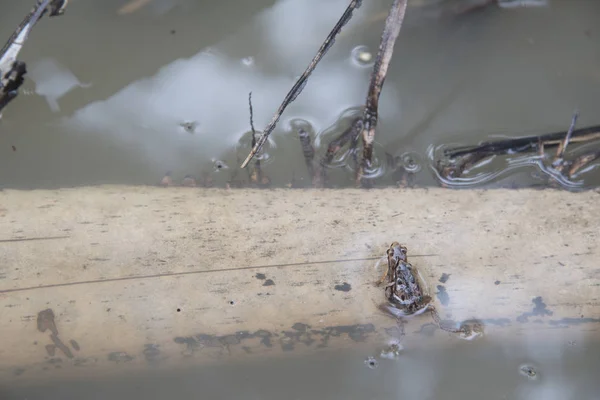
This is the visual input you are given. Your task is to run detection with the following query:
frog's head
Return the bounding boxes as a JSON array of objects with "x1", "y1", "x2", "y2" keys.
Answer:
[{"x1": 388, "y1": 242, "x2": 408, "y2": 262}]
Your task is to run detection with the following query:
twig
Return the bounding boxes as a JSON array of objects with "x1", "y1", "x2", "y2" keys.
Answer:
[
  {"x1": 554, "y1": 111, "x2": 579, "y2": 162},
  {"x1": 568, "y1": 150, "x2": 600, "y2": 177},
  {"x1": 248, "y1": 92, "x2": 263, "y2": 185},
  {"x1": 357, "y1": 0, "x2": 409, "y2": 185},
  {"x1": 240, "y1": 0, "x2": 363, "y2": 169},
  {"x1": 446, "y1": 125, "x2": 600, "y2": 159},
  {"x1": 298, "y1": 128, "x2": 315, "y2": 179},
  {"x1": 318, "y1": 117, "x2": 363, "y2": 186},
  {"x1": 249, "y1": 91, "x2": 256, "y2": 136}
]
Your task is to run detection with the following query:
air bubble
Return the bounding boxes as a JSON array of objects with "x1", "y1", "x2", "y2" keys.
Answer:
[
  {"x1": 364, "y1": 356, "x2": 378, "y2": 369},
  {"x1": 211, "y1": 159, "x2": 229, "y2": 171},
  {"x1": 179, "y1": 121, "x2": 198, "y2": 134},
  {"x1": 241, "y1": 56, "x2": 255, "y2": 67},
  {"x1": 401, "y1": 152, "x2": 422, "y2": 173},
  {"x1": 351, "y1": 45, "x2": 375, "y2": 68},
  {"x1": 519, "y1": 364, "x2": 539, "y2": 380}
]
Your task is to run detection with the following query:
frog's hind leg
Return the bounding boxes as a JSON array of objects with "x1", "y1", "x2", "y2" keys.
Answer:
[{"x1": 428, "y1": 306, "x2": 462, "y2": 334}]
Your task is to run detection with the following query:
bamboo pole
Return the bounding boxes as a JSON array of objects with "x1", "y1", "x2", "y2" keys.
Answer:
[{"x1": 0, "y1": 186, "x2": 599, "y2": 384}]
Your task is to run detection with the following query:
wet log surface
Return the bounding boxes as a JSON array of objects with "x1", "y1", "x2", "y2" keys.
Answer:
[{"x1": 0, "y1": 186, "x2": 598, "y2": 384}]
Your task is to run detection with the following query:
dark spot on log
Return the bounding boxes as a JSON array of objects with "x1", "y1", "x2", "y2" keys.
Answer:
[
  {"x1": 263, "y1": 279, "x2": 275, "y2": 286},
  {"x1": 281, "y1": 342, "x2": 294, "y2": 351},
  {"x1": 516, "y1": 296, "x2": 553, "y2": 323},
  {"x1": 494, "y1": 280, "x2": 501, "y2": 285},
  {"x1": 436, "y1": 285, "x2": 450, "y2": 306},
  {"x1": 177, "y1": 308, "x2": 181, "y2": 312},
  {"x1": 50, "y1": 334, "x2": 73, "y2": 359},
  {"x1": 220, "y1": 335, "x2": 240, "y2": 345},
  {"x1": 108, "y1": 352, "x2": 134, "y2": 363},
  {"x1": 334, "y1": 282, "x2": 352, "y2": 292},
  {"x1": 248, "y1": 330, "x2": 271, "y2": 347},
  {"x1": 37, "y1": 309, "x2": 58, "y2": 335},
  {"x1": 13, "y1": 368, "x2": 25, "y2": 376},
  {"x1": 47, "y1": 357, "x2": 62, "y2": 364},
  {"x1": 292, "y1": 323, "x2": 310, "y2": 332},
  {"x1": 143, "y1": 344, "x2": 161, "y2": 362},
  {"x1": 45, "y1": 344, "x2": 56, "y2": 357},
  {"x1": 328, "y1": 324, "x2": 375, "y2": 342},
  {"x1": 70, "y1": 340, "x2": 80, "y2": 351},
  {"x1": 255, "y1": 273, "x2": 266, "y2": 280},
  {"x1": 439, "y1": 273, "x2": 450, "y2": 283}
]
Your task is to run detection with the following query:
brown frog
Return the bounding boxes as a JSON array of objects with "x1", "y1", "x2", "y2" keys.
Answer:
[
  {"x1": 378, "y1": 242, "x2": 432, "y2": 317},
  {"x1": 377, "y1": 242, "x2": 483, "y2": 339}
]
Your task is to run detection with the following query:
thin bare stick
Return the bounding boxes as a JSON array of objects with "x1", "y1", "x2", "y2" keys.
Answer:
[
  {"x1": 446, "y1": 124, "x2": 600, "y2": 159},
  {"x1": 298, "y1": 128, "x2": 315, "y2": 179},
  {"x1": 240, "y1": 0, "x2": 363, "y2": 169},
  {"x1": 318, "y1": 118, "x2": 363, "y2": 186},
  {"x1": 249, "y1": 91, "x2": 256, "y2": 136},
  {"x1": 248, "y1": 92, "x2": 262, "y2": 185},
  {"x1": 358, "y1": 0, "x2": 408, "y2": 184},
  {"x1": 554, "y1": 111, "x2": 579, "y2": 161},
  {"x1": 321, "y1": 117, "x2": 363, "y2": 166},
  {"x1": 568, "y1": 151, "x2": 600, "y2": 178}
]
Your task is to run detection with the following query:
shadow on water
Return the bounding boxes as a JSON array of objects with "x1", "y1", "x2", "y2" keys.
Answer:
[{"x1": 0, "y1": 0, "x2": 598, "y2": 189}]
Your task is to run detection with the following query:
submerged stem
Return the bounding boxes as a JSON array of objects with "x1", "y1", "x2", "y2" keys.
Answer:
[
  {"x1": 357, "y1": 0, "x2": 408, "y2": 186},
  {"x1": 240, "y1": 0, "x2": 363, "y2": 169}
]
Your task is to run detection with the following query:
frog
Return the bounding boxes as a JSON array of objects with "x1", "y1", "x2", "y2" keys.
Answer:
[
  {"x1": 378, "y1": 242, "x2": 432, "y2": 317},
  {"x1": 377, "y1": 242, "x2": 483, "y2": 339}
]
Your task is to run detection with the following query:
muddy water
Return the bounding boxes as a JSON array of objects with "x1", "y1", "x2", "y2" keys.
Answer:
[
  {"x1": 3, "y1": 337, "x2": 600, "y2": 400},
  {"x1": 0, "y1": 0, "x2": 598, "y2": 189},
  {"x1": 1, "y1": 0, "x2": 600, "y2": 398}
]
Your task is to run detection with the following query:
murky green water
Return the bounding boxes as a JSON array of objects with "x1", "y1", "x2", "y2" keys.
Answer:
[{"x1": 0, "y1": 0, "x2": 598, "y2": 189}]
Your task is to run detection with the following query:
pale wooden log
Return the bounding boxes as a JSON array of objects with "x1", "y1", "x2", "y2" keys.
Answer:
[{"x1": 0, "y1": 186, "x2": 598, "y2": 384}]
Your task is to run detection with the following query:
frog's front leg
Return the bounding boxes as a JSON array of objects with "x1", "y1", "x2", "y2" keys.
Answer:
[{"x1": 377, "y1": 269, "x2": 390, "y2": 286}]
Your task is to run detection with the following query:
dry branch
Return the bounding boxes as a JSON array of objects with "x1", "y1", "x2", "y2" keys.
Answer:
[
  {"x1": 357, "y1": 0, "x2": 408, "y2": 185},
  {"x1": 240, "y1": 0, "x2": 363, "y2": 169}
]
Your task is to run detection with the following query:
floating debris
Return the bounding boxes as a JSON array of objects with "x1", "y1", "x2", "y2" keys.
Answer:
[
  {"x1": 364, "y1": 356, "x2": 378, "y2": 369},
  {"x1": 212, "y1": 159, "x2": 229, "y2": 171},
  {"x1": 380, "y1": 341, "x2": 403, "y2": 359},
  {"x1": 179, "y1": 121, "x2": 198, "y2": 134},
  {"x1": 519, "y1": 364, "x2": 539, "y2": 380}
]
